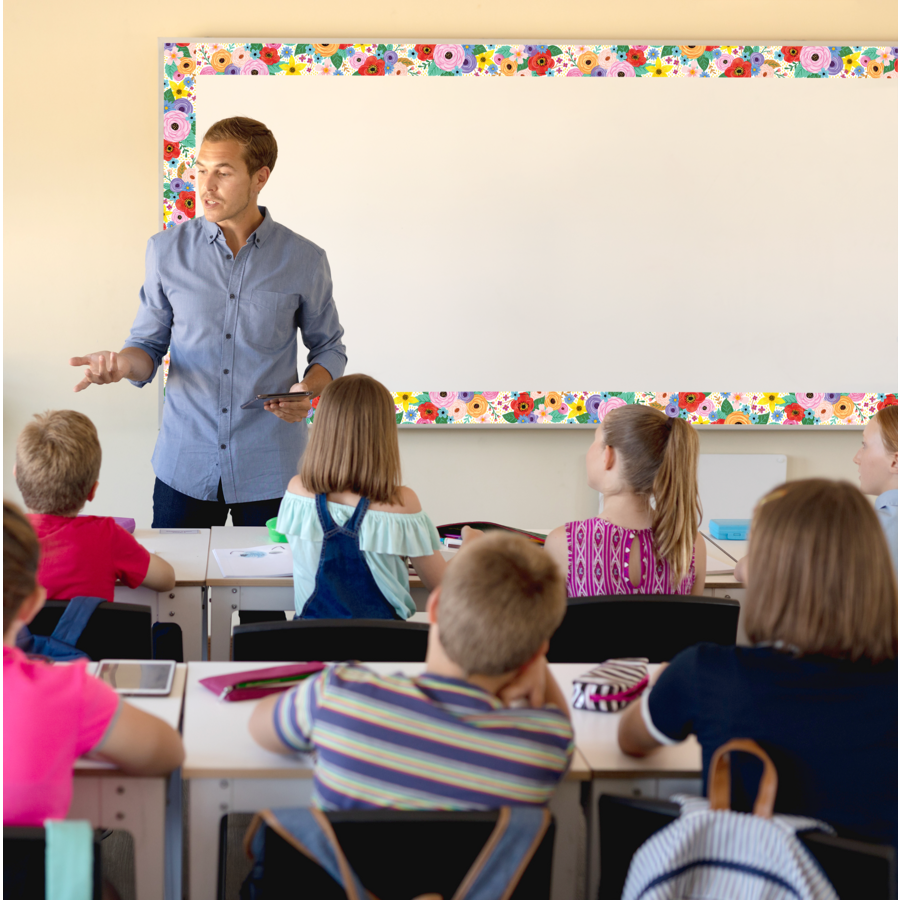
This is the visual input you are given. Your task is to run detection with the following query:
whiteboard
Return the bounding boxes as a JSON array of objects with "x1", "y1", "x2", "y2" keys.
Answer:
[
  {"x1": 698, "y1": 453, "x2": 787, "y2": 523},
  {"x1": 197, "y1": 73, "x2": 897, "y2": 388}
]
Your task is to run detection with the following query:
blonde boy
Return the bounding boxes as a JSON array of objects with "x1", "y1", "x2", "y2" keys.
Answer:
[
  {"x1": 15, "y1": 410, "x2": 174, "y2": 600},
  {"x1": 250, "y1": 532, "x2": 574, "y2": 809}
]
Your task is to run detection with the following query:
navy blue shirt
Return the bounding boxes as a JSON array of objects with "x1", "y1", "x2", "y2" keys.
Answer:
[{"x1": 645, "y1": 643, "x2": 897, "y2": 845}]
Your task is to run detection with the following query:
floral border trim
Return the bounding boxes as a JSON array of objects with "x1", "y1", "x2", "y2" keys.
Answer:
[
  {"x1": 160, "y1": 41, "x2": 897, "y2": 227},
  {"x1": 303, "y1": 392, "x2": 898, "y2": 426}
]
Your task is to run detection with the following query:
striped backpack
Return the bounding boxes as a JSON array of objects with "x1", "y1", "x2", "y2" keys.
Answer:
[{"x1": 622, "y1": 739, "x2": 839, "y2": 900}]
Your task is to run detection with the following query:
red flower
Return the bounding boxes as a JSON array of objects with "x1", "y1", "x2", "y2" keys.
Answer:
[
  {"x1": 512, "y1": 393, "x2": 535, "y2": 418},
  {"x1": 724, "y1": 57, "x2": 752, "y2": 78},
  {"x1": 784, "y1": 403, "x2": 805, "y2": 422},
  {"x1": 878, "y1": 394, "x2": 898, "y2": 410},
  {"x1": 164, "y1": 141, "x2": 180, "y2": 161},
  {"x1": 260, "y1": 45, "x2": 281, "y2": 65},
  {"x1": 678, "y1": 392, "x2": 706, "y2": 413},
  {"x1": 527, "y1": 51, "x2": 555, "y2": 75},
  {"x1": 311, "y1": 396, "x2": 320, "y2": 408},
  {"x1": 174, "y1": 191, "x2": 196, "y2": 217},
  {"x1": 626, "y1": 49, "x2": 646, "y2": 66},
  {"x1": 781, "y1": 46, "x2": 802, "y2": 62},
  {"x1": 359, "y1": 55, "x2": 385, "y2": 76},
  {"x1": 415, "y1": 44, "x2": 436, "y2": 61},
  {"x1": 418, "y1": 402, "x2": 438, "y2": 421}
]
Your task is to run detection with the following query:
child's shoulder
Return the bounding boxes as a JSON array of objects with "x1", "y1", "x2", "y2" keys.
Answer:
[{"x1": 368, "y1": 486, "x2": 422, "y2": 515}]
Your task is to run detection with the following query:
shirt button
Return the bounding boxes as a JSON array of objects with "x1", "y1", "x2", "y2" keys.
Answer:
[
  {"x1": 229, "y1": 293, "x2": 235, "y2": 299},
  {"x1": 223, "y1": 369, "x2": 229, "y2": 374},
  {"x1": 220, "y1": 444, "x2": 226, "y2": 450},
  {"x1": 222, "y1": 408, "x2": 227, "y2": 413},
  {"x1": 225, "y1": 333, "x2": 232, "y2": 339},
  {"x1": 226, "y1": 254, "x2": 232, "y2": 260}
]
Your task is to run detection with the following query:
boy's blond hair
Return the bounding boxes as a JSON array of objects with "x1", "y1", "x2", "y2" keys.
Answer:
[
  {"x1": 437, "y1": 532, "x2": 566, "y2": 676},
  {"x1": 15, "y1": 411, "x2": 102, "y2": 516},
  {"x1": 745, "y1": 479, "x2": 897, "y2": 662}
]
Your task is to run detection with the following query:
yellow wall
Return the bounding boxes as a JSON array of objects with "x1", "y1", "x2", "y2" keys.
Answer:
[{"x1": 4, "y1": 1, "x2": 896, "y2": 524}]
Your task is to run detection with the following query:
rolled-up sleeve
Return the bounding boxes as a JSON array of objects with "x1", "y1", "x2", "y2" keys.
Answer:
[
  {"x1": 298, "y1": 251, "x2": 347, "y2": 381},
  {"x1": 125, "y1": 237, "x2": 174, "y2": 387}
]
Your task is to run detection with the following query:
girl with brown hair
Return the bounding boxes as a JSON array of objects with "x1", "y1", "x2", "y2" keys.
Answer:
[
  {"x1": 276, "y1": 374, "x2": 446, "y2": 619},
  {"x1": 544, "y1": 405, "x2": 706, "y2": 596},
  {"x1": 618, "y1": 479, "x2": 897, "y2": 845}
]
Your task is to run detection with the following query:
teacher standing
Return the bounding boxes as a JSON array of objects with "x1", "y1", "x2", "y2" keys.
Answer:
[{"x1": 70, "y1": 117, "x2": 347, "y2": 528}]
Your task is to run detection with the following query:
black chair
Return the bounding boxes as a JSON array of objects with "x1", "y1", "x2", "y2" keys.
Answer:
[
  {"x1": 28, "y1": 600, "x2": 153, "y2": 660},
  {"x1": 547, "y1": 594, "x2": 740, "y2": 663},
  {"x1": 220, "y1": 809, "x2": 555, "y2": 900},
  {"x1": 232, "y1": 618, "x2": 430, "y2": 662},
  {"x1": 4, "y1": 826, "x2": 103, "y2": 900},
  {"x1": 597, "y1": 794, "x2": 897, "y2": 900}
]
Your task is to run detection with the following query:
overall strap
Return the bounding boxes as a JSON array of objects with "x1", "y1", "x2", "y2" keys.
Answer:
[
  {"x1": 314, "y1": 493, "x2": 339, "y2": 536},
  {"x1": 51, "y1": 597, "x2": 105, "y2": 647},
  {"x1": 344, "y1": 497, "x2": 370, "y2": 537}
]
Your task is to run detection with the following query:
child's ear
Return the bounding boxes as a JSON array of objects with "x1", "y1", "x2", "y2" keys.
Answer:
[
  {"x1": 19, "y1": 585, "x2": 46, "y2": 627},
  {"x1": 892, "y1": 452, "x2": 898, "y2": 473},
  {"x1": 86, "y1": 481, "x2": 99, "y2": 503},
  {"x1": 426, "y1": 587, "x2": 441, "y2": 625},
  {"x1": 604, "y1": 444, "x2": 616, "y2": 471},
  {"x1": 519, "y1": 639, "x2": 551, "y2": 672}
]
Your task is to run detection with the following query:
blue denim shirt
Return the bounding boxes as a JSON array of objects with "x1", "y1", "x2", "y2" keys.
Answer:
[
  {"x1": 125, "y1": 209, "x2": 346, "y2": 504},
  {"x1": 876, "y1": 489, "x2": 898, "y2": 573}
]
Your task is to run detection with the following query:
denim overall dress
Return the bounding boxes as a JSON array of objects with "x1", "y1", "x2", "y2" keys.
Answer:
[{"x1": 300, "y1": 494, "x2": 399, "y2": 619}]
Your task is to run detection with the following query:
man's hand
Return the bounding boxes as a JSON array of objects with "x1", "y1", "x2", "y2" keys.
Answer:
[
  {"x1": 264, "y1": 382, "x2": 313, "y2": 422},
  {"x1": 70, "y1": 351, "x2": 130, "y2": 392}
]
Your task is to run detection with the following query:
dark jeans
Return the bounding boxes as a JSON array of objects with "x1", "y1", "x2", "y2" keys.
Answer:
[{"x1": 151, "y1": 478, "x2": 283, "y2": 529}]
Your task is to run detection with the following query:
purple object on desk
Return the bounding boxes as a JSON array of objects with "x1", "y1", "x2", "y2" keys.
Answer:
[{"x1": 77, "y1": 515, "x2": 135, "y2": 534}]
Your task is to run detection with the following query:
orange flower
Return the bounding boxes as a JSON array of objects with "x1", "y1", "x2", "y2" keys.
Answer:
[
  {"x1": 499, "y1": 58, "x2": 517, "y2": 76},
  {"x1": 577, "y1": 51, "x2": 599, "y2": 74},
  {"x1": 467, "y1": 395, "x2": 488, "y2": 416},
  {"x1": 867, "y1": 60, "x2": 883, "y2": 78},
  {"x1": 544, "y1": 392, "x2": 562, "y2": 409},
  {"x1": 314, "y1": 43, "x2": 340, "y2": 56},
  {"x1": 725, "y1": 411, "x2": 752, "y2": 425},
  {"x1": 833, "y1": 396, "x2": 855, "y2": 418},
  {"x1": 679, "y1": 45, "x2": 706, "y2": 59},
  {"x1": 211, "y1": 49, "x2": 232, "y2": 71},
  {"x1": 177, "y1": 55, "x2": 196, "y2": 75}
]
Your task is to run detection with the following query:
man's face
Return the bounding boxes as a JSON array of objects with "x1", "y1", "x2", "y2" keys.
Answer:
[
  {"x1": 853, "y1": 419, "x2": 895, "y2": 496},
  {"x1": 196, "y1": 140, "x2": 266, "y2": 226}
]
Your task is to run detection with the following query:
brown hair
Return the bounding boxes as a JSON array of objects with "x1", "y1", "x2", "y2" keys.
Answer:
[
  {"x1": 203, "y1": 117, "x2": 277, "y2": 174},
  {"x1": 300, "y1": 375, "x2": 402, "y2": 505},
  {"x1": 437, "y1": 532, "x2": 566, "y2": 676},
  {"x1": 15, "y1": 411, "x2": 102, "y2": 516},
  {"x1": 4, "y1": 501, "x2": 40, "y2": 634},
  {"x1": 744, "y1": 479, "x2": 897, "y2": 662},
  {"x1": 874, "y1": 405, "x2": 898, "y2": 455},
  {"x1": 601, "y1": 405, "x2": 701, "y2": 583}
]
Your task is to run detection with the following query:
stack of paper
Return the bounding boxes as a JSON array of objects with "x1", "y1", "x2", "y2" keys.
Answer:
[{"x1": 213, "y1": 545, "x2": 293, "y2": 578}]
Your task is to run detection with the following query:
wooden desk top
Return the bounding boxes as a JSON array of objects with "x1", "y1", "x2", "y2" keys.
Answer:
[
  {"x1": 132, "y1": 529, "x2": 211, "y2": 587},
  {"x1": 206, "y1": 526, "x2": 293, "y2": 587}
]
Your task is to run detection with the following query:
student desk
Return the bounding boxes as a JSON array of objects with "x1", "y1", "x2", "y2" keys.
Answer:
[
  {"x1": 552, "y1": 663, "x2": 703, "y2": 900},
  {"x1": 182, "y1": 661, "x2": 590, "y2": 900},
  {"x1": 114, "y1": 529, "x2": 211, "y2": 661},
  {"x1": 70, "y1": 663, "x2": 187, "y2": 900}
]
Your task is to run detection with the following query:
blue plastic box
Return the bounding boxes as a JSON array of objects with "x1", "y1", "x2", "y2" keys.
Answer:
[{"x1": 709, "y1": 519, "x2": 750, "y2": 540}]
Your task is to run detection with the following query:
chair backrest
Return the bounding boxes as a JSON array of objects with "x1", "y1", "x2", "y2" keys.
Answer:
[
  {"x1": 547, "y1": 594, "x2": 740, "y2": 663},
  {"x1": 28, "y1": 600, "x2": 153, "y2": 660},
  {"x1": 4, "y1": 826, "x2": 102, "y2": 900},
  {"x1": 232, "y1": 618, "x2": 430, "y2": 662},
  {"x1": 226, "y1": 809, "x2": 555, "y2": 900},
  {"x1": 597, "y1": 794, "x2": 897, "y2": 900}
]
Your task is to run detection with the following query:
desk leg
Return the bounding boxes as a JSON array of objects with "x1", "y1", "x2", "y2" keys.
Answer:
[
  {"x1": 209, "y1": 586, "x2": 239, "y2": 661},
  {"x1": 158, "y1": 586, "x2": 206, "y2": 662},
  {"x1": 548, "y1": 780, "x2": 586, "y2": 900}
]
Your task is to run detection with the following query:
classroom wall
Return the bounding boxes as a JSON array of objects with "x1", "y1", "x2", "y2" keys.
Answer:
[{"x1": 3, "y1": 0, "x2": 896, "y2": 527}]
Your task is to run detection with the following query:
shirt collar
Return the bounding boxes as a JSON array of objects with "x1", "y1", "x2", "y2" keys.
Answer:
[
  {"x1": 200, "y1": 206, "x2": 275, "y2": 246},
  {"x1": 875, "y1": 488, "x2": 898, "y2": 510}
]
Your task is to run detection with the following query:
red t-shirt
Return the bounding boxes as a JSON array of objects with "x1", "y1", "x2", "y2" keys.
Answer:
[
  {"x1": 3, "y1": 645, "x2": 121, "y2": 825},
  {"x1": 29, "y1": 515, "x2": 151, "y2": 602}
]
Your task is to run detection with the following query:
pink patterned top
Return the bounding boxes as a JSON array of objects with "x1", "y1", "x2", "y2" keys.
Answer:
[{"x1": 565, "y1": 518, "x2": 696, "y2": 597}]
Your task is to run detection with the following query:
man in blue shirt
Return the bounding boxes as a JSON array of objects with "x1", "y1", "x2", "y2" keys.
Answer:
[{"x1": 70, "y1": 118, "x2": 346, "y2": 527}]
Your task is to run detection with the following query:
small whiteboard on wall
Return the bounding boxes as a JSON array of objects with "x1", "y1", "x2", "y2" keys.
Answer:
[{"x1": 698, "y1": 453, "x2": 787, "y2": 524}]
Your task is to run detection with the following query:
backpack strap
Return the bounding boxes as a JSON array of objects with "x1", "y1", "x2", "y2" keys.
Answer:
[
  {"x1": 452, "y1": 807, "x2": 552, "y2": 900},
  {"x1": 44, "y1": 819, "x2": 94, "y2": 900},
  {"x1": 708, "y1": 738, "x2": 778, "y2": 819},
  {"x1": 50, "y1": 597, "x2": 106, "y2": 648}
]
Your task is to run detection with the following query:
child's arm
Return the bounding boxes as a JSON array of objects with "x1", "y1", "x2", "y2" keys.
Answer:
[
  {"x1": 89, "y1": 702, "x2": 184, "y2": 775},
  {"x1": 248, "y1": 694, "x2": 295, "y2": 754},
  {"x1": 733, "y1": 555, "x2": 748, "y2": 583},
  {"x1": 409, "y1": 550, "x2": 446, "y2": 592},
  {"x1": 142, "y1": 553, "x2": 176, "y2": 592},
  {"x1": 498, "y1": 654, "x2": 571, "y2": 720},
  {"x1": 618, "y1": 662, "x2": 669, "y2": 756},
  {"x1": 543, "y1": 527, "x2": 569, "y2": 582},
  {"x1": 690, "y1": 533, "x2": 707, "y2": 596}
]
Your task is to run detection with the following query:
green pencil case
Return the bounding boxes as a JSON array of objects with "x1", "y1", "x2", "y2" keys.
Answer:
[{"x1": 266, "y1": 517, "x2": 288, "y2": 543}]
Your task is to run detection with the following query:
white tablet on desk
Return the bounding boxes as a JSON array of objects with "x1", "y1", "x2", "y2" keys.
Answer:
[{"x1": 95, "y1": 660, "x2": 176, "y2": 696}]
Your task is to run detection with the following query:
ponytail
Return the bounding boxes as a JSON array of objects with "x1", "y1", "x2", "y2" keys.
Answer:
[
  {"x1": 602, "y1": 406, "x2": 702, "y2": 584},
  {"x1": 651, "y1": 417, "x2": 702, "y2": 584}
]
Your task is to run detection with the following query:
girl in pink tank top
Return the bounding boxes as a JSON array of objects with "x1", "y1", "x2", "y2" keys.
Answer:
[{"x1": 545, "y1": 405, "x2": 706, "y2": 596}]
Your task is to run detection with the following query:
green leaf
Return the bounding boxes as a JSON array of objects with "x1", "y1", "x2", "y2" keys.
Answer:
[
  {"x1": 698, "y1": 55, "x2": 709, "y2": 71},
  {"x1": 163, "y1": 89, "x2": 175, "y2": 103},
  {"x1": 496, "y1": 45, "x2": 511, "y2": 57},
  {"x1": 471, "y1": 44, "x2": 487, "y2": 56},
  {"x1": 661, "y1": 45, "x2": 676, "y2": 57},
  {"x1": 295, "y1": 44, "x2": 308, "y2": 55},
  {"x1": 757, "y1": 413, "x2": 769, "y2": 425},
  {"x1": 634, "y1": 66, "x2": 647, "y2": 77},
  {"x1": 548, "y1": 45, "x2": 563, "y2": 56},
  {"x1": 268, "y1": 64, "x2": 281, "y2": 74},
  {"x1": 617, "y1": 45, "x2": 629, "y2": 54},
  {"x1": 782, "y1": 393, "x2": 797, "y2": 405},
  {"x1": 550, "y1": 411, "x2": 567, "y2": 423},
  {"x1": 415, "y1": 393, "x2": 430, "y2": 404},
  {"x1": 427, "y1": 60, "x2": 443, "y2": 76},
  {"x1": 863, "y1": 47, "x2": 877, "y2": 59},
  {"x1": 248, "y1": 43, "x2": 263, "y2": 53},
  {"x1": 517, "y1": 61, "x2": 528, "y2": 71},
  {"x1": 576, "y1": 413, "x2": 591, "y2": 424},
  {"x1": 886, "y1": 60, "x2": 896, "y2": 73},
  {"x1": 164, "y1": 64, "x2": 177, "y2": 78},
  {"x1": 840, "y1": 46, "x2": 853, "y2": 57},
  {"x1": 396, "y1": 412, "x2": 403, "y2": 424},
  {"x1": 621, "y1": 392, "x2": 636, "y2": 404},
  {"x1": 720, "y1": 399, "x2": 734, "y2": 415},
  {"x1": 331, "y1": 53, "x2": 344, "y2": 68},
  {"x1": 801, "y1": 416, "x2": 815, "y2": 425},
  {"x1": 163, "y1": 189, "x2": 173, "y2": 200},
  {"x1": 792, "y1": 64, "x2": 808, "y2": 78},
  {"x1": 503, "y1": 412, "x2": 518, "y2": 424},
  {"x1": 181, "y1": 131, "x2": 196, "y2": 148}
]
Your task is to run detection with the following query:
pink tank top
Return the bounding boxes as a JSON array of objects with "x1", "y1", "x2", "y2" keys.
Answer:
[{"x1": 565, "y1": 517, "x2": 696, "y2": 597}]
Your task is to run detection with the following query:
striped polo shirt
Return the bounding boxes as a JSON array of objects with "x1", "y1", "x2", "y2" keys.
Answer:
[{"x1": 274, "y1": 664, "x2": 574, "y2": 810}]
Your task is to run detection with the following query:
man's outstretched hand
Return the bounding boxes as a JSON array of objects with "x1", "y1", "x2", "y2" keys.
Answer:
[
  {"x1": 70, "y1": 351, "x2": 129, "y2": 392},
  {"x1": 264, "y1": 382, "x2": 313, "y2": 422}
]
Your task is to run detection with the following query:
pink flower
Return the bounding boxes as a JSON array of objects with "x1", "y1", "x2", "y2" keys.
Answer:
[
  {"x1": 716, "y1": 54, "x2": 734, "y2": 71},
  {"x1": 429, "y1": 391, "x2": 458, "y2": 407},
  {"x1": 434, "y1": 44, "x2": 465, "y2": 71},
  {"x1": 597, "y1": 49, "x2": 616, "y2": 67},
  {"x1": 816, "y1": 402, "x2": 834, "y2": 421},
  {"x1": 799, "y1": 46, "x2": 831, "y2": 73},
  {"x1": 597, "y1": 397, "x2": 626, "y2": 420},
  {"x1": 231, "y1": 48, "x2": 252, "y2": 67},
  {"x1": 198, "y1": 65, "x2": 216, "y2": 75},
  {"x1": 759, "y1": 66, "x2": 777, "y2": 79},
  {"x1": 654, "y1": 392, "x2": 671, "y2": 405},
  {"x1": 607, "y1": 60, "x2": 635, "y2": 77},
  {"x1": 182, "y1": 168, "x2": 197, "y2": 185},
  {"x1": 448, "y1": 401, "x2": 468, "y2": 420},
  {"x1": 684, "y1": 60, "x2": 702, "y2": 77},
  {"x1": 697, "y1": 398, "x2": 715, "y2": 416},
  {"x1": 162, "y1": 110, "x2": 190, "y2": 143},
  {"x1": 481, "y1": 392, "x2": 500, "y2": 401},
  {"x1": 241, "y1": 60, "x2": 270, "y2": 75},
  {"x1": 163, "y1": 48, "x2": 180, "y2": 66},
  {"x1": 389, "y1": 63, "x2": 408, "y2": 76},
  {"x1": 348, "y1": 51, "x2": 367, "y2": 70},
  {"x1": 170, "y1": 209, "x2": 189, "y2": 225},
  {"x1": 567, "y1": 69, "x2": 583, "y2": 76},
  {"x1": 848, "y1": 393, "x2": 867, "y2": 402},
  {"x1": 795, "y1": 392, "x2": 824, "y2": 409}
]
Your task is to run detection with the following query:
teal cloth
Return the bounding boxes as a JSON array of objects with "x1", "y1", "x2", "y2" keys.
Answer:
[
  {"x1": 44, "y1": 819, "x2": 93, "y2": 900},
  {"x1": 276, "y1": 492, "x2": 442, "y2": 618}
]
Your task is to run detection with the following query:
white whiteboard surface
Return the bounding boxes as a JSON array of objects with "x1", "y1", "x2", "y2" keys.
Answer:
[
  {"x1": 198, "y1": 74, "x2": 897, "y2": 388},
  {"x1": 698, "y1": 453, "x2": 787, "y2": 524}
]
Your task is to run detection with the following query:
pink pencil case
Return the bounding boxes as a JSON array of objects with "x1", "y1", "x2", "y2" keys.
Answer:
[{"x1": 200, "y1": 663, "x2": 326, "y2": 702}]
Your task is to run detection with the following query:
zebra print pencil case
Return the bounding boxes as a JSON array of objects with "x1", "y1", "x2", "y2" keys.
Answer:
[{"x1": 571, "y1": 658, "x2": 649, "y2": 712}]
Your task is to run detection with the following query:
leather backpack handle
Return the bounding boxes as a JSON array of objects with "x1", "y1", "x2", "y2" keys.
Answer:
[{"x1": 708, "y1": 738, "x2": 778, "y2": 819}]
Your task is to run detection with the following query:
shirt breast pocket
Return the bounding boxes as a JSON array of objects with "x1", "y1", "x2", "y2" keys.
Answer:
[{"x1": 241, "y1": 290, "x2": 300, "y2": 352}]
